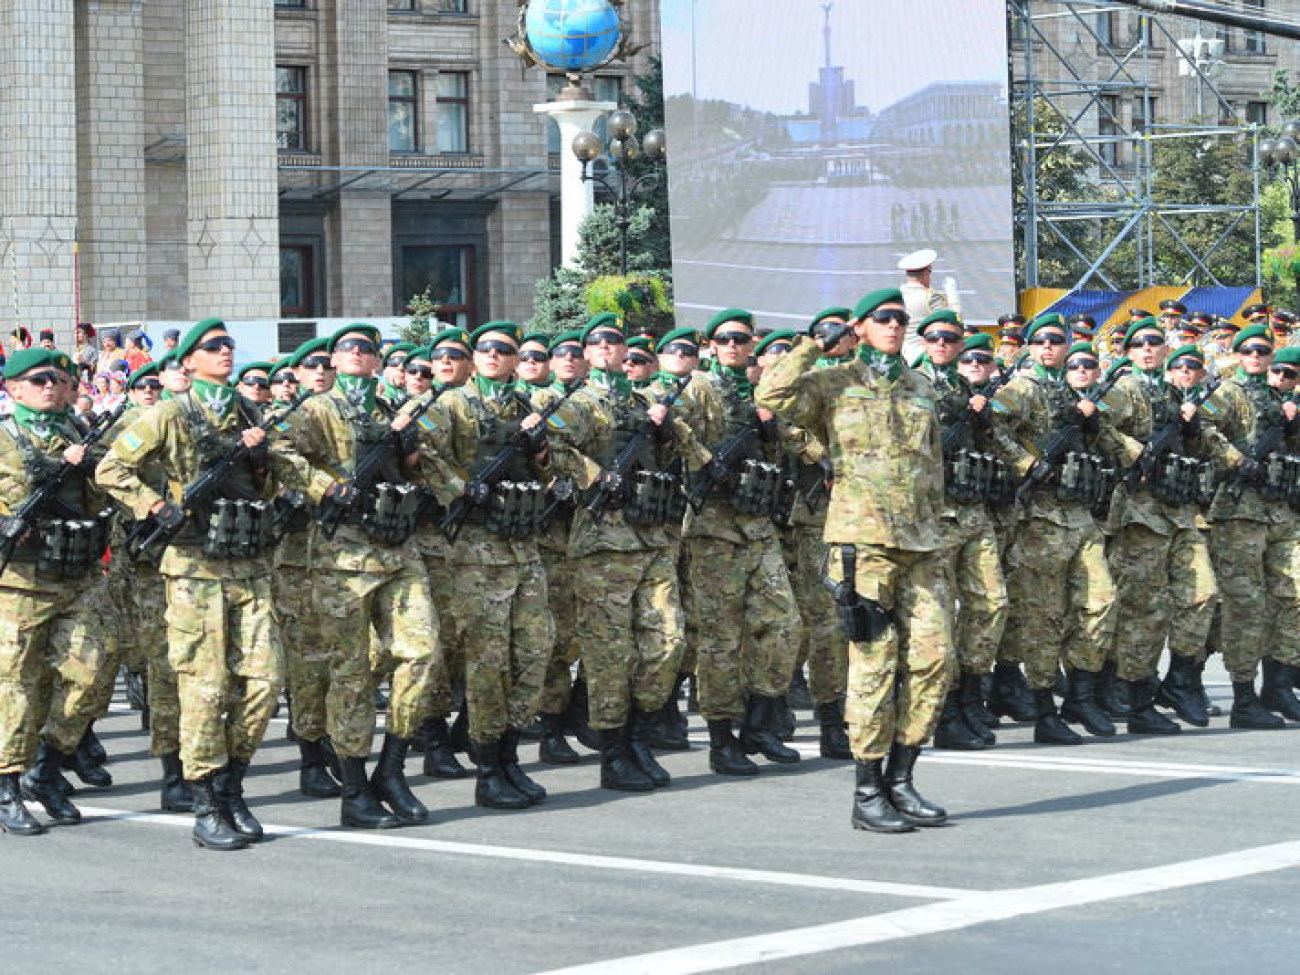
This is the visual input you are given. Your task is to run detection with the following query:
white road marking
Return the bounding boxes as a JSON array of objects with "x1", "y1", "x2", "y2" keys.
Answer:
[
  {"x1": 75, "y1": 805, "x2": 974, "y2": 901},
  {"x1": 920, "y1": 751, "x2": 1300, "y2": 784},
  {"x1": 538, "y1": 840, "x2": 1300, "y2": 975}
]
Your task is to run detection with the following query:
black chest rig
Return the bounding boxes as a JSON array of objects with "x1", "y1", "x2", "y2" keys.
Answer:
[
  {"x1": 713, "y1": 377, "x2": 792, "y2": 519},
  {"x1": 933, "y1": 370, "x2": 1008, "y2": 506},
  {"x1": 467, "y1": 387, "x2": 547, "y2": 538},
  {"x1": 1037, "y1": 377, "x2": 1114, "y2": 507},
  {"x1": 1140, "y1": 377, "x2": 1216, "y2": 506},
  {"x1": 1240, "y1": 381, "x2": 1300, "y2": 505},
  {"x1": 332, "y1": 390, "x2": 426, "y2": 546},
  {"x1": 594, "y1": 385, "x2": 684, "y2": 527},
  {"x1": 5, "y1": 418, "x2": 111, "y2": 579}
]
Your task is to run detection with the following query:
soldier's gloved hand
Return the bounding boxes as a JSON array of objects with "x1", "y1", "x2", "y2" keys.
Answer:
[
  {"x1": 153, "y1": 501, "x2": 185, "y2": 529},
  {"x1": 326, "y1": 482, "x2": 358, "y2": 509},
  {"x1": 396, "y1": 423, "x2": 420, "y2": 457},
  {"x1": 246, "y1": 441, "x2": 269, "y2": 471},
  {"x1": 0, "y1": 515, "x2": 24, "y2": 540},
  {"x1": 466, "y1": 481, "x2": 491, "y2": 506},
  {"x1": 817, "y1": 321, "x2": 851, "y2": 353},
  {"x1": 702, "y1": 457, "x2": 730, "y2": 487},
  {"x1": 1026, "y1": 459, "x2": 1055, "y2": 485},
  {"x1": 598, "y1": 471, "x2": 624, "y2": 495},
  {"x1": 517, "y1": 423, "x2": 547, "y2": 455},
  {"x1": 1180, "y1": 412, "x2": 1201, "y2": 438},
  {"x1": 1077, "y1": 408, "x2": 1101, "y2": 436},
  {"x1": 1238, "y1": 457, "x2": 1265, "y2": 483},
  {"x1": 652, "y1": 418, "x2": 675, "y2": 445}
]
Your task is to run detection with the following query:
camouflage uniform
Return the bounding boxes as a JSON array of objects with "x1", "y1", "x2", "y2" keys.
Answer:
[
  {"x1": 757, "y1": 339, "x2": 952, "y2": 761},
  {"x1": 96, "y1": 390, "x2": 290, "y2": 782}
]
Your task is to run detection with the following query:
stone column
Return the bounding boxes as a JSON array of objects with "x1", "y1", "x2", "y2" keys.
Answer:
[
  {"x1": 0, "y1": 0, "x2": 79, "y2": 334},
  {"x1": 76, "y1": 0, "x2": 147, "y2": 328},
  {"x1": 185, "y1": 0, "x2": 279, "y2": 319},
  {"x1": 533, "y1": 97, "x2": 615, "y2": 269}
]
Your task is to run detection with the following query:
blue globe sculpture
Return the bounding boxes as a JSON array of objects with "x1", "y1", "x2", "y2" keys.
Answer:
[{"x1": 524, "y1": 0, "x2": 622, "y2": 72}]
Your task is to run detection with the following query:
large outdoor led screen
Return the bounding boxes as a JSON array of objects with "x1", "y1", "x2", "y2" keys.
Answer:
[{"x1": 660, "y1": 0, "x2": 1015, "y2": 329}]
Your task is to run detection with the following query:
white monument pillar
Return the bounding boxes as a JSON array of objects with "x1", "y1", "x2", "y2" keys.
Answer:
[{"x1": 534, "y1": 93, "x2": 615, "y2": 269}]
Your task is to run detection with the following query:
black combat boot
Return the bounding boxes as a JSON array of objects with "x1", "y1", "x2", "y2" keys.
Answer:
[
  {"x1": 447, "y1": 709, "x2": 470, "y2": 754},
  {"x1": 884, "y1": 743, "x2": 948, "y2": 826},
  {"x1": 298, "y1": 738, "x2": 342, "y2": 798},
  {"x1": 20, "y1": 742, "x2": 81, "y2": 825},
  {"x1": 537, "y1": 712, "x2": 581, "y2": 765},
  {"x1": 644, "y1": 673, "x2": 691, "y2": 751},
  {"x1": 159, "y1": 753, "x2": 194, "y2": 812},
  {"x1": 1102, "y1": 664, "x2": 1133, "y2": 719},
  {"x1": 597, "y1": 726, "x2": 655, "y2": 792},
  {"x1": 124, "y1": 667, "x2": 150, "y2": 731},
  {"x1": 627, "y1": 709, "x2": 670, "y2": 787},
  {"x1": 958, "y1": 670, "x2": 998, "y2": 739},
  {"x1": 319, "y1": 736, "x2": 342, "y2": 781},
  {"x1": 371, "y1": 734, "x2": 429, "y2": 824},
  {"x1": 340, "y1": 756, "x2": 400, "y2": 829},
  {"x1": 213, "y1": 758, "x2": 263, "y2": 841},
  {"x1": 933, "y1": 689, "x2": 986, "y2": 750},
  {"x1": 814, "y1": 698, "x2": 852, "y2": 760},
  {"x1": 421, "y1": 718, "x2": 469, "y2": 779},
  {"x1": 1156, "y1": 654, "x2": 1209, "y2": 727},
  {"x1": 189, "y1": 776, "x2": 249, "y2": 850},
  {"x1": 63, "y1": 727, "x2": 111, "y2": 788},
  {"x1": 1259, "y1": 659, "x2": 1300, "y2": 721},
  {"x1": 787, "y1": 668, "x2": 814, "y2": 710},
  {"x1": 987, "y1": 662, "x2": 1037, "y2": 722},
  {"x1": 850, "y1": 759, "x2": 913, "y2": 833},
  {"x1": 501, "y1": 728, "x2": 547, "y2": 804},
  {"x1": 564, "y1": 678, "x2": 602, "y2": 752},
  {"x1": 707, "y1": 719, "x2": 759, "y2": 776},
  {"x1": 1193, "y1": 658, "x2": 1221, "y2": 717},
  {"x1": 738, "y1": 695, "x2": 800, "y2": 763},
  {"x1": 1060, "y1": 669, "x2": 1116, "y2": 737},
  {"x1": 773, "y1": 695, "x2": 797, "y2": 741},
  {"x1": 472, "y1": 739, "x2": 532, "y2": 810},
  {"x1": 1229, "y1": 680, "x2": 1285, "y2": 730},
  {"x1": 1032, "y1": 688, "x2": 1082, "y2": 745},
  {"x1": 0, "y1": 772, "x2": 46, "y2": 835},
  {"x1": 1125, "y1": 678, "x2": 1181, "y2": 735}
]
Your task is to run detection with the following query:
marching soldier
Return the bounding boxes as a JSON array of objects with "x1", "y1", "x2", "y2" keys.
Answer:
[
  {"x1": 97, "y1": 318, "x2": 299, "y2": 850},
  {"x1": 624, "y1": 336, "x2": 659, "y2": 388},
  {"x1": 379, "y1": 342, "x2": 416, "y2": 408},
  {"x1": 235, "y1": 362, "x2": 273, "y2": 406},
  {"x1": 758, "y1": 288, "x2": 954, "y2": 832},
  {"x1": 0, "y1": 348, "x2": 116, "y2": 835},
  {"x1": 516, "y1": 334, "x2": 553, "y2": 390}
]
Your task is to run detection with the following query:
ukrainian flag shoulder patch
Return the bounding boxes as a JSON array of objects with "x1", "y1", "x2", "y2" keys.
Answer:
[
  {"x1": 418, "y1": 414, "x2": 437, "y2": 432},
  {"x1": 122, "y1": 431, "x2": 143, "y2": 452}
]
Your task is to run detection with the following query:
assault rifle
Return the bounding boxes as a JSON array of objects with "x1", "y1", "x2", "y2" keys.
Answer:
[
  {"x1": 125, "y1": 394, "x2": 306, "y2": 561},
  {"x1": 0, "y1": 401, "x2": 127, "y2": 577},
  {"x1": 941, "y1": 367, "x2": 1012, "y2": 454},
  {"x1": 316, "y1": 387, "x2": 446, "y2": 540},
  {"x1": 439, "y1": 380, "x2": 582, "y2": 544},
  {"x1": 1016, "y1": 366, "x2": 1130, "y2": 501},
  {"x1": 1124, "y1": 378, "x2": 1221, "y2": 490},
  {"x1": 581, "y1": 376, "x2": 689, "y2": 525},
  {"x1": 1226, "y1": 406, "x2": 1292, "y2": 502},
  {"x1": 685, "y1": 415, "x2": 766, "y2": 514}
]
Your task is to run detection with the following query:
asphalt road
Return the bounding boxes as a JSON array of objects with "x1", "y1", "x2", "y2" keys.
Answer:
[{"x1": 6, "y1": 663, "x2": 1300, "y2": 974}]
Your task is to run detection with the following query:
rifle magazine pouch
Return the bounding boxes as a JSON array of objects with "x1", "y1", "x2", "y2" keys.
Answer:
[
  {"x1": 362, "y1": 482, "x2": 422, "y2": 546},
  {"x1": 824, "y1": 544, "x2": 893, "y2": 643},
  {"x1": 35, "y1": 514, "x2": 111, "y2": 580},
  {"x1": 203, "y1": 499, "x2": 272, "y2": 558},
  {"x1": 625, "y1": 470, "x2": 679, "y2": 527},
  {"x1": 733, "y1": 458, "x2": 786, "y2": 517}
]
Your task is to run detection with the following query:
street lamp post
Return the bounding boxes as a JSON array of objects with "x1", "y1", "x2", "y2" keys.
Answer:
[
  {"x1": 571, "y1": 110, "x2": 667, "y2": 276},
  {"x1": 1261, "y1": 121, "x2": 1300, "y2": 301}
]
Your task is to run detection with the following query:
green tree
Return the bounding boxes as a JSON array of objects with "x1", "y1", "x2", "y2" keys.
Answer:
[{"x1": 398, "y1": 288, "x2": 437, "y2": 344}]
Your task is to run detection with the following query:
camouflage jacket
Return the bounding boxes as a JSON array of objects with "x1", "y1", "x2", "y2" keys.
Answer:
[
  {"x1": 1205, "y1": 374, "x2": 1292, "y2": 525},
  {"x1": 756, "y1": 336, "x2": 944, "y2": 552}
]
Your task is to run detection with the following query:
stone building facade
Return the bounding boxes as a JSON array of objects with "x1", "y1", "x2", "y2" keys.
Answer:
[{"x1": 0, "y1": 0, "x2": 660, "y2": 344}]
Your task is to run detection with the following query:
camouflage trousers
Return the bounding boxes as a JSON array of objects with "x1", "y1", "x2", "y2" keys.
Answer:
[
  {"x1": 0, "y1": 575, "x2": 115, "y2": 774},
  {"x1": 991, "y1": 512, "x2": 1022, "y2": 666},
  {"x1": 537, "y1": 541, "x2": 579, "y2": 716},
  {"x1": 683, "y1": 534, "x2": 802, "y2": 721},
  {"x1": 422, "y1": 550, "x2": 466, "y2": 721},
  {"x1": 674, "y1": 538, "x2": 696, "y2": 678},
  {"x1": 442, "y1": 550, "x2": 554, "y2": 743},
  {"x1": 1108, "y1": 522, "x2": 1217, "y2": 680},
  {"x1": 780, "y1": 524, "x2": 848, "y2": 704},
  {"x1": 118, "y1": 562, "x2": 180, "y2": 756},
  {"x1": 940, "y1": 509, "x2": 1008, "y2": 679},
  {"x1": 314, "y1": 562, "x2": 440, "y2": 754},
  {"x1": 1209, "y1": 519, "x2": 1300, "y2": 681},
  {"x1": 1002, "y1": 518, "x2": 1116, "y2": 690},
  {"x1": 164, "y1": 574, "x2": 283, "y2": 781},
  {"x1": 570, "y1": 547, "x2": 685, "y2": 729},
  {"x1": 275, "y1": 563, "x2": 328, "y2": 743},
  {"x1": 827, "y1": 544, "x2": 954, "y2": 761}
]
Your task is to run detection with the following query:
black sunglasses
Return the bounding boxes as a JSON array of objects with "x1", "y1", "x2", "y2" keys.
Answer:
[
  {"x1": 1271, "y1": 365, "x2": 1299, "y2": 380},
  {"x1": 432, "y1": 347, "x2": 470, "y2": 362},
  {"x1": 624, "y1": 354, "x2": 655, "y2": 366},
  {"x1": 713, "y1": 331, "x2": 753, "y2": 346},
  {"x1": 1066, "y1": 358, "x2": 1099, "y2": 371},
  {"x1": 761, "y1": 343, "x2": 792, "y2": 356},
  {"x1": 662, "y1": 342, "x2": 698, "y2": 356},
  {"x1": 551, "y1": 346, "x2": 583, "y2": 359},
  {"x1": 22, "y1": 371, "x2": 68, "y2": 387},
  {"x1": 240, "y1": 376, "x2": 270, "y2": 389},
  {"x1": 923, "y1": 330, "x2": 964, "y2": 345},
  {"x1": 958, "y1": 352, "x2": 994, "y2": 365},
  {"x1": 1126, "y1": 334, "x2": 1166, "y2": 349},
  {"x1": 518, "y1": 350, "x2": 550, "y2": 363},
  {"x1": 132, "y1": 379, "x2": 164, "y2": 391},
  {"x1": 475, "y1": 340, "x2": 518, "y2": 356},
  {"x1": 1167, "y1": 358, "x2": 1202, "y2": 371},
  {"x1": 585, "y1": 330, "x2": 625, "y2": 346},
  {"x1": 1028, "y1": 333, "x2": 1067, "y2": 346},
  {"x1": 272, "y1": 373, "x2": 299, "y2": 384},
  {"x1": 335, "y1": 337, "x2": 378, "y2": 356},
  {"x1": 1239, "y1": 344, "x2": 1274, "y2": 357},
  {"x1": 870, "y1": 309, "x2": 910, "y2": 326},
  {"x1": 405, "y1": 365, "x2": 435, "y2": 380},
  {"x1": 197, "y1": 335, "x2": 236, "y2": 353}
]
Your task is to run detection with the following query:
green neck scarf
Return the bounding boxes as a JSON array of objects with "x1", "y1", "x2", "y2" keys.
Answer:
[
  {"x1": 710, "y1": 358, "x2": 754, "y2": 400},
  {"x1": 334, "y1": 373, "x2": 378, "y2": 413},
  {"x1": 588, "y1": 366, "x2": 632, "y2": 396},
  {"x1": 857, "y1": 345, "x2": 902, "y2": 383},
  {"x1": 921, "y1": 354, "x2": 959, "y2": 385},
  {"x1": 474, "y1": 374, "x2": 513, "y2": 400},
  {"x1": 631, "y1": 376, "x2": 655, "y2": 390},
  {"x1": 11, "y1": 403, "x2": 66, "y2": 436},
  {"x1": 1236, "y1": 366, "x2": 1268, "y2": 387},
  {"x1": 1032, "y1": 361, "x2": 1065, "y2": 385},
  {"x1": 190, "y1": 378, "x2": 236, "y2": 418}
]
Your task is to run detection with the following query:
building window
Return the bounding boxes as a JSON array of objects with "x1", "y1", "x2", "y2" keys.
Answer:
[
  {"x1": 389, "y1": 71, "x2": 419, "y2": 153},
  {"x1": 1246, "y1": 101, "x2": 1269, "y2": 126},
  {"x1": 1094, "y1": 12, "x2": 1115, "y2": 47},
  {"x1": 1243, "y1": 0, "x2": 1266, "y2": 54},
  {"x1": 388, "y1": 0, "x2": 416, "y2": 10},
  {"x1": 1098, "y1": 94, "x2": 1120, "y2": 167},
  {"x1": 436, "y1": 72, "x2": 469, "y2": 153},
  {"x1": 399, "y1": 245, "x2": 473, "y2": 326},
  {"x1": 1133, "y1": 95, "x2": 1157, "y2": 134},
  {"x1": 280, "y1": 246, "x2": 314, "y2": 317},
  {"x1": 275, "y1": 0, "x2": 308, "y2": 8},
  {"x1": 388, "y1": 0, "x2": 467, "y2": 9},
  {"x1": 545, "y1": 74, "x2": 622, "y2": 152},
  {"x1": 277, "y1": 66, "x2": 309, "y2": 151},
  {"x1": 435, "y1": 0, "x2": 468, "y2": 10},
  {"x1": 1215, "y1": 20, "x2": 1232, "y2": 54}
]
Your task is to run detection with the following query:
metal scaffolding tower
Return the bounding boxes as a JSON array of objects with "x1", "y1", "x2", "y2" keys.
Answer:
[{"x1": 1012, "y1": 0, "x2": 1261, "y2": 291}]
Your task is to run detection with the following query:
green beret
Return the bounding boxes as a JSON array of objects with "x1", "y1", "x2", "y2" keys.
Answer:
[
  {"x1": 1233, "y1": 324, "x2": 1273, "y2": 351},
  {"x1": 236, "y1": 361, "x2": 273, "y2": 382},
  {"x1": 963, "y1": 333, "x2": 994, "y2": 352},
  {"x1": 3, "y1": 347, "x2": 75, "y2": 380},
  {"x1": 548, "y1": 329, "x2": 584, "y2": 353},
  {"x1": 1066, "y1": 342, "x2": 1096, "y2": 359},
  {"x1": 1166, "y1": 345, "x2": 1206, "y2": 368},
  {"x1": 470, "y1": 321, "x2": 522, "y2": 345},
  {"x1": 1022, "y1": 312, "x2": 1066, "y2": 344},
  {"x1": 287, "y1": 336, "x2": 330, "y2": 368},
  {"x1": 327, "y1": 322, "x2": 382, "y2": 353},
  {"x1": 851, "y1": 289, "x2": 905, "y2": 321},
  {"x1": 918, "y1": 309, "x2": 961, "y2": 334},
  {"x1": 656, "y1": 327, "x2": 701, "y2": 352},
  {"x1": 430, "y1": 327, "x2": 471, "y2": 349},
  {"x1": 383, "y1": 341, "x2": 416, "y2": 365},
  {"x1": 755, "y1": 330, "x2": 797, "y2": 356},
  {"x1": 581, "y1": 312, "x2": 625, "y2": 344},
  {"x1": 1106, "y1": 356, "x2": 1132, "y2": 381},
  {"x1": 811, "y1": 307, "x2": 852, "y2": 328},
  {"x1": 705, "y1": 308, "x2": 754, "y2": 339},
  {"x1": 626, "y1": 336, "x2": 653, "y2": 353},
  {"x1": 127, "y1": 361, "x2": 162, "y2": 387},
  {"x1": 405, "y1": 345, "x2": 433, "y2": 363},
  {"x1": 1273, "y1": 346, "x2": 1300, "y2": 366},
  {"x1": 520, "y1": 332, "x2": 551, "y2": 349},
  {"x1": 174, "y1": 317, "x2": 229, "y2": 363},
  {"x1": 1121, "y1": 316, "x2": 1163, "y2": 349}
]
